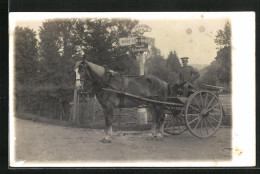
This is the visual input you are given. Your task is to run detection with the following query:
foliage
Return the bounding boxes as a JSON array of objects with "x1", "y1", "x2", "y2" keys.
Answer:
[
  {"x1": 14, "y1": 26, "x2": 39, "y2": 86},
  {"x1": 73, "y1": 18, "x2": 139, "y2": 75},
  {"x1": 199, "y1": 21, "x2": 232, "y2": 90},
  {"x1": 38, "y1": 19, "x2": 78, "y2": 88},
  {"x1": 196, "y1": 60, "x2": 219, "y2": 86},
  {"x1": 145, "y1": 46, "x2": 168, "y2": 81},
  {"x1": 215, "y1": 46, "x2": 232, "y2": 84},
  {"x1": 215, "y1": 21, "x2": 231, "y2": 49},
  {"x1": 214, "y1": 21, "x2": 232, "y2": 87},
  {"x1": 145, "y1": 48, "x2": 182, "y2": 83},
  {"x1": 166, "y1": 51, "x2": 181, "y2": 83},
  {"x1": 16, "y1": 18, "x2": 141, "y2": 118}
]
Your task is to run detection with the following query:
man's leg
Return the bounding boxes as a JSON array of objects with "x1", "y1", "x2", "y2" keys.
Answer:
[{"x1": 183, "y1": 85, "x2": 188, "y2": 97}]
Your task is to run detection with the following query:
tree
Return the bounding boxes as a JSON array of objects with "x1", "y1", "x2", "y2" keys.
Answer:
[
  {"x1": 38, "y1": 18, "x2": 140, "y2": 89},
  {"x1": 166, "y1": 50, "x2": 181, "y2": 83},
  {"x1": 14, "y1": 26, "x2": 39, "y2": 87},
  {"x1": 214, "y1": 21, "x2": 232, "y2": 90},
  {"x1": 145, "y1": 46, "x2": 168, "y2": 81},
  {"x1": 73, "y1": 18, "x2": 139, "y2": 75},
  {"x1": 215, "y1": 21, "x2": 231, "y2": 49},
  {"x1": 215, "y1": 46, "x2": 231, "y2": 85},
  {"x1": 196, "y1": 60, "x2": 219, "y2": 86},
  {"x1": 38, "y1": 19, "x2": 78, "y2": 87}
]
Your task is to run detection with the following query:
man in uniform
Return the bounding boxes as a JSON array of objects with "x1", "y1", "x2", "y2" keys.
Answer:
[{"x1": 178, "y1": 57, "x2": 200, "y2": 96}]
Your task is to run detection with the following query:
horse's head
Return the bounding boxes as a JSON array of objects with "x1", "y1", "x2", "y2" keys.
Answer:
[
  {"x1": 75, "y1": 60, "x2": 93, "y2": 91},
  {"x1": 75, "y1": 60, "x2": 106, "y2": 92}
]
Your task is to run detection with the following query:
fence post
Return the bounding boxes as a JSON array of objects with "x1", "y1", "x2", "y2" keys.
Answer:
[
  {"x1": 92, "y1": 94, "x2": 97, "y2": 122},
  {"x1": 72, "y1": 89, "x2": 78, "y2": 124}
]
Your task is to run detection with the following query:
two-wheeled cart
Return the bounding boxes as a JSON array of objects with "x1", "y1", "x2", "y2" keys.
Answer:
[{"x1": 102, "y1": 84, "x2": 224, "y2": 138}]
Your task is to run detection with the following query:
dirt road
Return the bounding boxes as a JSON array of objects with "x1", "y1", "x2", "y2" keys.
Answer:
[{"x1": 13, "y1": 118, "x2": 232, "y2": 166}]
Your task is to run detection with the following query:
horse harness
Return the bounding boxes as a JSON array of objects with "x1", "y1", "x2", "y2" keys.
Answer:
[
  {"x1": 102, "y1": 68, "x2": 126, "y2": 108},
  {"x1": 80, "y1": 63, "x2": 127, "y2": 108}
]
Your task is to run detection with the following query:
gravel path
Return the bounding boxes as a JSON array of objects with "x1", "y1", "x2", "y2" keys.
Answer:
[{"x1": 13, "y1": 118, "x2": 232, "y2": 166}]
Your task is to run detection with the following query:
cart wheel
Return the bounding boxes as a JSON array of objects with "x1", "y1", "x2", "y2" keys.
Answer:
[
  {"x1": 164, "y1": 109, "x2": 187, "y2": 135},
  {"x1": 185, "y1": 90, "x2": 223, "y2": 138}
]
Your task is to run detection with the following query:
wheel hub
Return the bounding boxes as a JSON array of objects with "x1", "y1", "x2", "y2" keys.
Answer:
[{"x1": 200, "y1": 109, "x2": 209, "y2": 118}]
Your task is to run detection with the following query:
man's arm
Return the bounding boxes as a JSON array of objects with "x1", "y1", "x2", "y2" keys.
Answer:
[
  {"x1": 178, "y1": 70, "x2": 182, "y2": 84},
  {"x1": 191, "y1": 67, "x2": 200, "y2": 83}
]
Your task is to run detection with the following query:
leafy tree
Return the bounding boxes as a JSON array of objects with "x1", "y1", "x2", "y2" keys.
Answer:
[
  {"x1": 38, "y1": 18, "x2": 140, "y2": 89},
  {"x1": 196, "y1": 60, "x2": 219, "y2": 86},
  {"x1": 166, "y1": 50, "x2": 181, "y2": 83},
  {"x1": 215, "y1": 46, "x2": 231, "y2": 84},
  {"x1": 38, "y1": 19, "x2": 78, "y2": 87},
  {"x1": 214, "y1": 21, "x2": 232, "y2": 89},
  {"x1": 145, "y1": 46, "x2": 168, "y2": 81},
  {"x1": 73, "y1": 18, "x2": 139, "y2": 75},
  {"x1": 14, "y1": 26, "x2": 39, "y2": 87},
  {"x1": 215, "y1": 21, "x2": 231, "y2": 49}
]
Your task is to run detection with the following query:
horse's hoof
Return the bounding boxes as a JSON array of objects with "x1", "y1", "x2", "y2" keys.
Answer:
[
  {"x1": 146, "y1": 137, "x2": 153, "y2": 141},
  {"x1": 163, "y1": 133, "x2": 169, "y2": 137},
  {"x1": 101, "y1": 138, "x2": 111, "y2": 143},
  {"x1": 156, "y1": 136, "x2": 164, "y2": 141},
  {"x1": 146, "y1": 135, "x2": 156, "y2": 141}
]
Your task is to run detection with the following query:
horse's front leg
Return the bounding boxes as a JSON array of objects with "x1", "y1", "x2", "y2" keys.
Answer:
[
  {"x1": 156, "y1": 110, "x2": 165, "y2": 141},
  {"x1": 101, "y1": 106, "x2": 114, "y2": 143}
]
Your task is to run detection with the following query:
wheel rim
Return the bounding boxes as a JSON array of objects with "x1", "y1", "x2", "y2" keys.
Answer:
[
  {"x1": 164, "y1": 109, "x2": 187, "y2": 135},
  {"x1": 185, "y1": 91, "x2": 223, "y2": 138}
]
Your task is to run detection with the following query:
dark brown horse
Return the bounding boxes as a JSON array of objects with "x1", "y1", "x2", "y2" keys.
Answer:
[{"x1": 75, "y1": 60, "x2": 168, "y2": 143}]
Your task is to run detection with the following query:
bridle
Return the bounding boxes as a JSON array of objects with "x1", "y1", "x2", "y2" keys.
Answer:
[
  {"x1": 76, "y1": 63, "x2": 94, "y2": 91},
  {"x1": 76, "y1": 61, "x2": 125, "y2": 93}
]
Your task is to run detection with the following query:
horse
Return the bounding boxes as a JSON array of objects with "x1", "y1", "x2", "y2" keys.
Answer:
[{"x1": 75, "y1": 60, "x2": 169, "y2": 143}]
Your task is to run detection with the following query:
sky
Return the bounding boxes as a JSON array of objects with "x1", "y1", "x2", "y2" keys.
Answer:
[
  {"x1": 141, "y1": 19, "x2": 226, "y2": 64},
  {"x1": 11, "y1": 12, "x2": 228, "y2": 65}
]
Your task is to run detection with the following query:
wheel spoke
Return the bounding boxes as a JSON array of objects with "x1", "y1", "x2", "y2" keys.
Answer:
[
  {"x1": 206, "y1": 96, "x2": 215, "y2": 110},
  {"x1": 205, "y1": 103, "x2": 220, "y2": 113},
  {"x1": 189, "y1": 105, "x2": 201, "y2": 113},
  {"x1": 200, "y1": 117, "x2": 203, "y2": 134},
  {"x1": 213, "y1": 112, "x2": 221, "y2": 118},
  {"x1": 200, "y1": 92, "x2": 203, "y2": 109},
  {"x1": 204, "y1": 118, "x2": 209, "y2": 135},
  {"x1": 208, "y1": 115, "x2": 220, "y2": 123},
  {"x1": 187, "y1": 113, "x2": 199, "y2": 117},
  {"x1": 213, "y1": 108, "x2": 221, "y2": 112},
  {"x1": 193, "y1": 96, "x2": 202, "y2": 110},
  {"x1": 194, "y1": 118, "x2": 201, "y2": 130},
  {"x1": 188, "y1": 116, "x2": 199, "y2": 125},
  {"x1": 204, "y1": 92, "x2": 208, "y2": 109},
  {"x1": 177, "y1": 115, "x2": 185, "y2": 126},
  {"x1": 206, "y1": 117, "x2": 215, "y2": 131}
]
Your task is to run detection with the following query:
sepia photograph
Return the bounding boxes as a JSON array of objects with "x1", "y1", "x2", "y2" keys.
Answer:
[{"x1": 9, "y1": 12, "x2": 255, "y2": 167}]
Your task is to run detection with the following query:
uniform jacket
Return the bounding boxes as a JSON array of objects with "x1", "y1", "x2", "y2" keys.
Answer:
[{"x1": 179, "y1": 66, "x2": 200, "y2": 84}]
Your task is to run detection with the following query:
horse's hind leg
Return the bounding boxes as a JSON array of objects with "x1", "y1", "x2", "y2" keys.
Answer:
[{"x1": 147, "y1": 109, "x2": 157, "y2": 140}]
